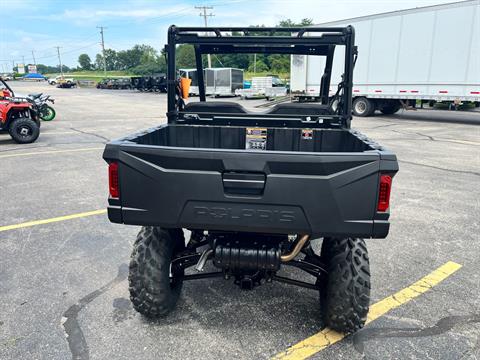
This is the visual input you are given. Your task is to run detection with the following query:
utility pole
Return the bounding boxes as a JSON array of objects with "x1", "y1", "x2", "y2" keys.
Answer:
[
  {"x1": 22, "y1": 55, "x2": 25, "y2": 65},
  {"x1": 55, "y1": 46, "x2": 64, "y2": 76},
  {"x1": 195, "y1": 6, "x2": 214, "y2": 68},
  {"x1": 31, "y1": 50, "x2": 36, "y2": 65},
  {"x1": 97, "y1": 26, "x2": 107, "y2": 76}
]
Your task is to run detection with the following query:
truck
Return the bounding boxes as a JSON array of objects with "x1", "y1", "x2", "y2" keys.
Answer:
[
  {"x1": 290, "y1": 0, "x2": 480, "y2": 116},
  {"x1": 103, "y1": 25, "x2": 398, "y2": 334},
  {"x1": 48, "y1": 75, "x2": 74, "y2": 85}
]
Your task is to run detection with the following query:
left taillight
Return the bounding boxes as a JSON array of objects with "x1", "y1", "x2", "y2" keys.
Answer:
[
  {"x1": 377, "y1": 174, "x2": 392, "y2": 212},
  {"x1": 108, "y1": 162, "x2": 119, "y2": 198}
]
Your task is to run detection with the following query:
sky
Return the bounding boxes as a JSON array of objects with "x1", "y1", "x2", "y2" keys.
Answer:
[{"x1": 0, "y1": 0, "x2": 461, "y2": 70}]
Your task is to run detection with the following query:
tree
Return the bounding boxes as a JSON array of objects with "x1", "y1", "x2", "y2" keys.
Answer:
[
  {"x1": 278, "y1": 18, "x2": 313, "y2": 27},
  {"x1": 78, "y1": 54, "x2": 92, "y2": 70},
  {"x1": 94, "y1": 49, "x2": 118, "y2": 71},
  {"x1": 176, "y1": 44, "x2": 196, "y2": 68},
  {"x1": 248, "y1": 59, "x2": 268, "y2": 73}
]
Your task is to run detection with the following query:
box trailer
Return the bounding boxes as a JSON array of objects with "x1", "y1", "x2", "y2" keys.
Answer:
[
  {"x1": 205, "y1": 68, "x2": 244, "y2": 96},
  {"x1": 290, "y1": 0, "x2": 480, "y2": 116}
]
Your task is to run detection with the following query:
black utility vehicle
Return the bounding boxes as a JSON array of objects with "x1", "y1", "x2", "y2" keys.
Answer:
[{"x1": 103, "y1": 25, "x2": 398, "y2": 333}]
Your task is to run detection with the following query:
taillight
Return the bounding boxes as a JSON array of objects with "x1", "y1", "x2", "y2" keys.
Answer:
[
  {"x1": 377, "y1": 174, "x2": 392, "y2": 212},
  {"x1": 109, "y1": 162, "x2": 119, "y2": 198}
]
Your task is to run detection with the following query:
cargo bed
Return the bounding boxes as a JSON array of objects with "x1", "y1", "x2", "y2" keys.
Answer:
[
  {"x1": 131, "y1": 124, "x2": 374, "y2": 152},
  {"x1": 104, "y1": 123, "x2": 397, "y2": 238}
]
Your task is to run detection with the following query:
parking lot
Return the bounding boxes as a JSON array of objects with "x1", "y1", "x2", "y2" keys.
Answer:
[{"x1": 1, "y1": 81, "x2": 479, "y2": 359}]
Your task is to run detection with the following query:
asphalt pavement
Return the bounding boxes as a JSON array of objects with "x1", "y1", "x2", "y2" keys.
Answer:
[{"x1": 0, "y1": 81, "x2": 479, "y2": 359}]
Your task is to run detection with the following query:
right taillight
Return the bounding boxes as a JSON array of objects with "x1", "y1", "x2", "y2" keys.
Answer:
[
  {"x1": 108, "y1": 162, "x2": 119, "y2": 198},
  {"x1": 377, "y1": 174, "x2": 392, "y2": 212}
]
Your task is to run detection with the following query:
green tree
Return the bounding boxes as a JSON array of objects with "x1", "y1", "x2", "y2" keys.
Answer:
[
  {"x1": 248, "y1": 59, "x2": 268, "y2": 72},
  {"x1": 176, "y1": 44, "x2": 196, "y2": 68},
  {"x1": 278, "y1": 18, "x2": 313, "y2": 27},
  {"x1": 95, "y1": 49, "x2": 117, "y2": 71},
  {"x1": 78, "y1": 54, "x2": 92, "y2": 70}
]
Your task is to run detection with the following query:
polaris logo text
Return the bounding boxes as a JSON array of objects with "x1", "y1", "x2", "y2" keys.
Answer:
[{"x1": 193, "y1": 206, "x2": 295, "y2": 222}]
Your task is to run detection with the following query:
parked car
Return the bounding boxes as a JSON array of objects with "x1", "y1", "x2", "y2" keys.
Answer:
[
  {"x1": 97, "y1": 78, "x2": 132, "y2": 90},
  {"x1": 1, "y1": 74, "x2": 13, "y2": 81}
]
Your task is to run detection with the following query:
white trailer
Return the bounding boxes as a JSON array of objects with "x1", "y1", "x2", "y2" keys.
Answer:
[
  {"x1": 205, "y1": 68, "x2": 244, "y2": 96},
  {"x1": 290, "y1": 0, "x2": 480, "y2": 116}
]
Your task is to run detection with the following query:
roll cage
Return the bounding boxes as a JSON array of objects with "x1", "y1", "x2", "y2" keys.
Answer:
[{"x1": 166, "y1": 25, "x2": 356, "y2": 128}]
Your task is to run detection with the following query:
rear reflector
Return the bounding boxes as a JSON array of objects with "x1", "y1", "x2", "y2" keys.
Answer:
[
  {"x1": 109, "y1": 162, "x2": 119, "y2": 198},
  {"x1": 377, "y1": 175, "x2": 392, "y2": 212}
]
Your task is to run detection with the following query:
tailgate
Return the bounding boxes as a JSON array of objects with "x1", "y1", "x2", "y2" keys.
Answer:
[{"x1": 104, "y1": 143, "x2": 396, "y2": 238}]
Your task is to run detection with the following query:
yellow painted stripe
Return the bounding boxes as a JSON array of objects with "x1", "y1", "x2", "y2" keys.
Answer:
[
  {"x1": 0, "y1": 209, "x2": 107, "y2": 232},
  {"x1": 0, "y1": 147, "x2": 104, "y2": 159},
  {"x1": 273, "y1": 261, "x2": 462, "y2": 360}
]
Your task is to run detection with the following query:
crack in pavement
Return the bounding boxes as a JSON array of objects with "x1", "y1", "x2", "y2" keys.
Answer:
[
  {"x1": 353, "y1": 314, "x2": 480, "y2": 355},
  {"x1": 69, "y1": 127, "x2": 110, "y2": 142},
  {"x1": 391, "y1": 129, "x2": 480, "y2": 146},
  {"x1": 60, "y1": 264, "x2": 128, "y2": 360},
  {"x1": 398, "y1": 160, "x2": 480, "y2": 177}
]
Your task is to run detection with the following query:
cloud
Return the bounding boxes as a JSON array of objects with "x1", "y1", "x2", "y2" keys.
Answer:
[{"x1": 61, "y1": 5, "x2": 190, "y2": 20}]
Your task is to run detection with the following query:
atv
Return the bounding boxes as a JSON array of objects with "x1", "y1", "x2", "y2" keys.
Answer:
[
  {"x1": 103, "y1": 25, "x2": 398, "y2": 334},
  {"x1": 0, "y1": 79, "x2": 40, "y2": 143}
]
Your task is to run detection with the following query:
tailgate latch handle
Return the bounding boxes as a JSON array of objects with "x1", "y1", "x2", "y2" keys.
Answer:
[{"x1": 222, "y1": 172, "x2": 266, "y2": 196}]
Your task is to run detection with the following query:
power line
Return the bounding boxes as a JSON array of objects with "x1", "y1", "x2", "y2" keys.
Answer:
[
  {"x1": 195, "y1": 5, "x2": 214, "y2": 68},
  {"x1": 97, "y1": 26, "x2": 107, "y2": 76}
]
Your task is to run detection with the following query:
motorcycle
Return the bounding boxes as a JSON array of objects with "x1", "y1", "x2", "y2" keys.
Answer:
[{"x1": 26, "y1": 93, "x2": 56, "y2": 121}]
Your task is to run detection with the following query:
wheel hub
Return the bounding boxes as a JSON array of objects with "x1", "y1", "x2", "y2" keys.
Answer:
[
  {"x1": 355, "y1": 101, "x2": 366, "y2": 113},
  {"x1": 19, "y1": 126, "x2": 31, "y2": 136}
]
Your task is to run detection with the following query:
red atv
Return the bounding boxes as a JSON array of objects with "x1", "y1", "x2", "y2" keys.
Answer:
[{"x1": 0, "y1": 79, "x2": 40, "y2": 144}]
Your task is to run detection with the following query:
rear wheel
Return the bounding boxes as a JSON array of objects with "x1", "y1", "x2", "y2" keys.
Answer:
[
  {"x1": 353, "y1": 97, "x2": 374, "y2": 117},
  {"x1": 319, "y1": 237, "x2": 370, "y2": 333},
  {"x1": 40, "y1": 106, "x2": 56, "y2": 121},
  {"x1": 129, "y1": 226, "x2": 185, "y2": 318},
  {"x1": 9, "y1": 117, "x2": 40, "y2": 144}
]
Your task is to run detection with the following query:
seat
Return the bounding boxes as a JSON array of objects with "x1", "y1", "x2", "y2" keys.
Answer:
[
  {"x1": 265, "y1": 103, "x2": 332, "y2": 116},
  {"x1": 183, "y1": 101, "x2": 248, "y2": 114}
]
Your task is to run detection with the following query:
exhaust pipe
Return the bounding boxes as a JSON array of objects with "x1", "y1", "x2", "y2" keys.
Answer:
[{"x1": 280, "y1": 234, "x2": 310, "y2": 262}]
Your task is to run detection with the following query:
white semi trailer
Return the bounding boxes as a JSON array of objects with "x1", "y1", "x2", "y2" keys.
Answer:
[{"x1": 290, "y1": 0, "x2": 480, "y2": 116}]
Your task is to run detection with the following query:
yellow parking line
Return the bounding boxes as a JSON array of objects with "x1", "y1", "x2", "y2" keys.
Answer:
[
  {"x1": 0, "y1": 209, "x2": 107, "y2": 232},
  {"x1": 0, "y1": 147, "x2": 104, "y2": 159},
  {"x1": 273, "y1": 261, "x2": 462, "y2": 360}
]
